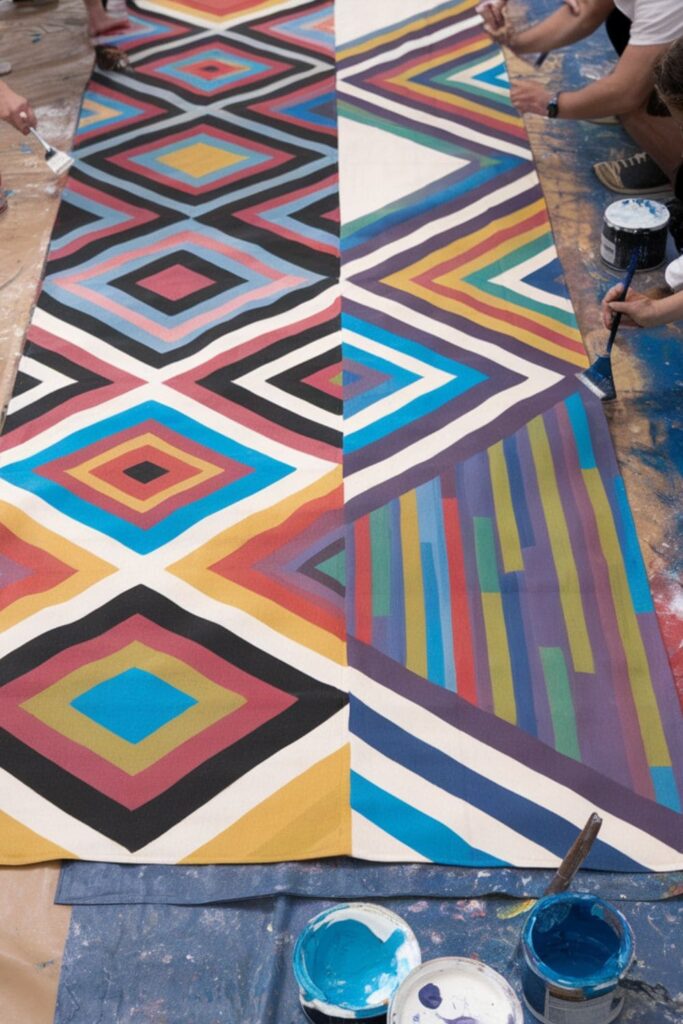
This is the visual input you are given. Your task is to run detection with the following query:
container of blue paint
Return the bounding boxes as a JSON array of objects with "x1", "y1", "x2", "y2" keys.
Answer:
[
  {"x1": 293, "y1": 902, "x2": 421, "y2": 1022},
  {"x1": 521, "y1": 893, "x2": 634, "y2": 1024}
]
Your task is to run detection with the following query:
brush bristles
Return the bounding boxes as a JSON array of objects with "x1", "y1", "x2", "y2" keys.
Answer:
[{"x1": 576, "y1": 370, "x2": 616, "y2": 400}]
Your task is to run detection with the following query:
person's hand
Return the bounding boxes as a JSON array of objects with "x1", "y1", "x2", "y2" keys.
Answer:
[
  {"x1": 478, "y1": 2, "x2": 517, "y2": 48},
  {"x1": 602, "y1": 283, "x2": 656, "y2": 327},
  {"x1": 0, "y1": 83, "x2": 36, "y2": 134},
  {"x1": 510, "y1": 80, "x2": 552, "y2": 115}
]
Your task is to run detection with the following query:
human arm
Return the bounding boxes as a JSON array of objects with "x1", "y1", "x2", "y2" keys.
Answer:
[
  {"x1": 481, "y1": 0, "x2": 606, "y2": 53},
  {"x1": 602, "y1": 282, "x2": 683, "y2": 328},
  {"x1": 0, "y1": 81, "x2": 36, "y2": 133},
  {"x1": 510, "y1": 40, "x2": 669, "y2": 119}
]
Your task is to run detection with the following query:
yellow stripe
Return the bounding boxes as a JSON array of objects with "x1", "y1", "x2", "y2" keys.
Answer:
[
  {"x1": 400, "y1": 490, "x2": 427, "y2": 677},
  {"x1": 0, "y1": 810, "x2": 74, "y2": 864},
  {"x1": 527, "y1": 418, "x2": 594, "y2": 673},
  {"x1": 147, "y1": 0, "x2": 284, "y2": 24},
  {"x1": 182, "y1": 746, "x2": 350, "y2": 862},
  {"x1": 481, "y1": 593, "x2": 516, "y2": 723},
  {"x1": 582, "y1": 469, "x2": 671, "y2": 766},
  {"x1": 488, "y1": 442, "x2": 524, "y2": 572}
]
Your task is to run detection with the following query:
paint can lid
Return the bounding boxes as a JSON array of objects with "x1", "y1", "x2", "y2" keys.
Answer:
[
  {"x1": 293, "y1": 902, "x2": 421, "y2": 1020},
  {"x1": 388, "y1": 956, "x2": 524, "y2": 1024},
  {"x1": 604, "y1": 198, "x2": 670, "y2": 230}
]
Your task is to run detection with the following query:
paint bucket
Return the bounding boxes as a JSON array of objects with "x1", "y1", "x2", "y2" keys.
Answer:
[
  {"x1": 521, "y1": 893, "x2": 634, "y2": 1024},
  {"x1": 293, "y1": 902, "x2": 421, "y2": 1022},
  {"x1": 600, "y1": 198, "x2": 670, "y2": 271},
  {"x1": 388, "y1": 956, "x2": 524, "y2": 1024}
]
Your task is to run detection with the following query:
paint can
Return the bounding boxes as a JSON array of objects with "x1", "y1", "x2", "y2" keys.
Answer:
[
  {"x1": 293, "y1": 902, "x2": 421, "y2": 1022},
  {"x1": 600, "y1": 198, "x2": 670, "y2": 271},
  {"x1": 521, "y1": 893, "x2": 634, "y2": 1024},
  {"x1": 388, "y1": 956, "x2": 524, "y2": 1024}
]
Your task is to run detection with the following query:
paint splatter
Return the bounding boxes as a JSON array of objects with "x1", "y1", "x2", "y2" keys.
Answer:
[{"x1": 419, "y1": 983, "x2": 442, "y2": 1009}]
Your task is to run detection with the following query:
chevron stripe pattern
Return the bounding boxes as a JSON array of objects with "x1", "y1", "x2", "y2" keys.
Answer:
[{"x1": 0, "y1": 0, "x2": 680, "y2": 867}]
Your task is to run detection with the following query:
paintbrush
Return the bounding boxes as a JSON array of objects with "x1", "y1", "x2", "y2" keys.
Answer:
[
  {"x1": 576, "y1": 251, "x2": 639, "y2": 401},
  {"x1": 29, "y1": 127, "x2": 73, "y2": 176},
  {"x1": 500, "y1": 811, "x2": 603, "y2": 921},
  {"x1": 534, "y1": 52, "x2": 549, "y2": 67}
]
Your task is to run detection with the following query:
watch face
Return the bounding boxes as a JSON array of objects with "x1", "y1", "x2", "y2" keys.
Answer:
[{"x1": 547, "y1": 98, "x2": 559, "y2": 118}]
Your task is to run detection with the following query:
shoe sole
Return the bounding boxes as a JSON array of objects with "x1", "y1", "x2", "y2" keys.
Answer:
[{"x1": 593, "y1": 164, "x2": 672, "y2": 196}]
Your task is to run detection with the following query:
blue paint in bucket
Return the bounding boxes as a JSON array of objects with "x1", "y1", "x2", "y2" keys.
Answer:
[
  {"x1": 521, "y1": 894, "x2": 634, "y2": 1024},
  {"x1": 293, "y1": 903, "x2": 421, "y2": 1021}
]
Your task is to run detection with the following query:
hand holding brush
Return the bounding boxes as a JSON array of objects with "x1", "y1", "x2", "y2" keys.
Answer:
[{"x1": 577, "y1": 251, "x2": 639, "y2": 401}]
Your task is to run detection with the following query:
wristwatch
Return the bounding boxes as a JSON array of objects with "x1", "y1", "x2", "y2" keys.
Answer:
[{"x1": 547, "y1": 94, "x2": 560, "y2": 118}]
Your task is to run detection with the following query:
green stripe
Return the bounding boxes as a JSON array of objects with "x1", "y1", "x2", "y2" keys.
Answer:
[
  {"x1": 539, "y1": 647, "x2": 581, "y2": 760},
  {"x1": 370, "y1": 505, "x2": 391, "y2": 618},
  {"x1": 474, "y1": 517, "x2": 500, "y2": 593}
]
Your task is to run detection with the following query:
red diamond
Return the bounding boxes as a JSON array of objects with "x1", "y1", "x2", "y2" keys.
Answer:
[{"x1": 137, "y1": 264, "x2": 215, "y2": 301}]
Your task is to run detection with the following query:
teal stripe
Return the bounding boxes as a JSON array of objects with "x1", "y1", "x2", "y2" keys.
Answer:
[
  {"x1": 565, "y1": 392, "x2": 596, "y2": 469},
  {"x1": 351, "y1": 771, "x2": 508, "y2": 866},
  {"x1": 539, "y1": 647, "x2": 581, "y2": 761},
  {"x1": 614, "y1": 477, "x2": 654, "y2": 613},
  {"x1": 650, "y1": 767, "x2": 681, "y2": 812},
  {"x1": 474, "y1": 517, "x2": 500, "y2": 593}
]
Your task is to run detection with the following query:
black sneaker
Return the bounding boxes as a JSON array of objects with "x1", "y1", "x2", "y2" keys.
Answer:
[{"x1": 593, "y1": 152, "x2": 671, "y2": 195}]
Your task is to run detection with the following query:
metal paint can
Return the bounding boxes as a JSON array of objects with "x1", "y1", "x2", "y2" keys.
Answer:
[
  {"x1": 388, "y1": 956, "x2": 524, "y2": 1024},
  {"x1": 521, "y1": 893, "x2": 634, "y2": 1024},
  {"x1": 293, "y1": 903, "x2": 421, "y2": 1022},
  {"x1": 600, "y1": 198, "x2": 670, "y2": 271}
]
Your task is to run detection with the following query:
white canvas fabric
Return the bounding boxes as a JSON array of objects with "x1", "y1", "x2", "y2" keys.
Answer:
[{"x1": 615, "y1": 0, "x2": 683, "y2": 46}]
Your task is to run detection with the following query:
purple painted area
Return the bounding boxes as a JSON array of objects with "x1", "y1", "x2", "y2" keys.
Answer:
[
  {"x1": 0, "y1": 554, "x2": 32, "y2": 587},
  {"x1": 454, "y1": 460, "x2": 490, "y2": 711},
  {"x1": 347, "y1": 637, "x2": 683, "y2": 850},
  {"x1": 419, "y1": 982, "x2": 442, "y2": 1008}
]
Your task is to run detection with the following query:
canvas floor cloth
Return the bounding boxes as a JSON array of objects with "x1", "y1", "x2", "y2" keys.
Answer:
[{"x1": 0, "y1": 0, "x2": 681, "y2": 867}]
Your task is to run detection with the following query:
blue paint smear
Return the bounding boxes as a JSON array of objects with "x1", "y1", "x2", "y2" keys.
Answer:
[
  {"x1": 419, "y1": 983, "x2": 442, "y2": 1009},
  {"x1": 298, "y1": 914, "x2": 404, "y2": 1010}
]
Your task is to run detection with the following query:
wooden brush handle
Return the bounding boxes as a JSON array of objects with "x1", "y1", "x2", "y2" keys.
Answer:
[{"x1": 544, "y1": 812, "x2": 603, "y2": 895}]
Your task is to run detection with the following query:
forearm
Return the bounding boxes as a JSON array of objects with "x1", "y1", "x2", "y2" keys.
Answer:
[
  {"x1": 643, "y1": 290, "x2": 683, "y2": 327},
  {"x1": 513, "y1": 6, "x2": 604, "y2": 54},
  {"x1": 556, "y1": 74, "x2": 648, "y2": 119}
]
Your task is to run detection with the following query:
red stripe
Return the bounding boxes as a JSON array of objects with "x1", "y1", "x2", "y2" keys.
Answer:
[
  {"x1": 354, "y1": 517, "x2": 373, "y2": 645},
  {"x1": 443, "y1": 495, "x2": 478, "y2": 704}
]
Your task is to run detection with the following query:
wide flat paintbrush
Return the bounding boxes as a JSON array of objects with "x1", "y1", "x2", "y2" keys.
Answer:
[{"x1": 29, "y1": 127, "x2": 73, "y2": 176}]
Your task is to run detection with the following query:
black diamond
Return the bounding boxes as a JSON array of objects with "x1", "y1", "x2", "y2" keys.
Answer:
[
  {"x1": 110, "y1": 252, "x2": 246, "y2": 317},
  {"x1": 124, "y1": 460, "x2": 169, "y2": 484}
]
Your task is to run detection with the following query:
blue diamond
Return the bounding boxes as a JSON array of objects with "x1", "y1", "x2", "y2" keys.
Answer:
[{"x1": 71, "y1": 668, "x2": 197, "y2": 744}]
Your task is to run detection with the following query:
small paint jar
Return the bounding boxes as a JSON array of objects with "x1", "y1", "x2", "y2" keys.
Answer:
[
  {"x1": 521, "y1": 893, "x2": 634, "y2": 1024},
  {"x1": 600, "y1": 198, "x2": 670, "y2": 271},
  {"x1": 293, "y1": 902, "x2": 421, "y2": 1022},
  {"x1": 388, "y1": 956, "x2": 524, "y2": 1024}
]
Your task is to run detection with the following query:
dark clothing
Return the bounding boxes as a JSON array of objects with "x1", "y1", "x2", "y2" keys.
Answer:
[{"x1": 676, "y1": 164, "x2": 683, "y2": 201}]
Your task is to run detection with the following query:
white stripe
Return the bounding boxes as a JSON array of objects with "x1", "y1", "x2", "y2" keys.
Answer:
[
  {"x1": 345, "y1": 327, "x2": 453, "y2": 434},
  {"x1": 135, "y1": 0, "x2": 306, "y2": 31},
  {"x1": 338, "y1": 15, "x2": 482, "y2": 78},
  {"x1": 351, "y1": 671, "x2": 683, "y2": 868},
  {"x1": 0, "y1": 768, "x2": 132, "y2": 862},
  {"x1": 341, "y1": 170, "x2": 538, "y2": 280},
  {"x1": 6, "y1": 356, "x2": 73, "y2": 414},
  {"x1": 351, "y1": 810, "x2": 429, "y2": 862},
  {"x1": 138, "y1": 707, "x2": 349, "y2": 861},
  {"x1": 489, "y1": 246, "x2": 574, "y2": 314}
]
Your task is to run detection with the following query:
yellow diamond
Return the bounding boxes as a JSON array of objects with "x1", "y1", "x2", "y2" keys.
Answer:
[{"x1": 158, "y1": 141, "x2": 246, "y2": 178}]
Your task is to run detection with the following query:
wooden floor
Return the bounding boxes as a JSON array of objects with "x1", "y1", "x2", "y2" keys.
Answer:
[{"x1": 0, "y1": 3, "x2": 680, "y2": 1022}]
